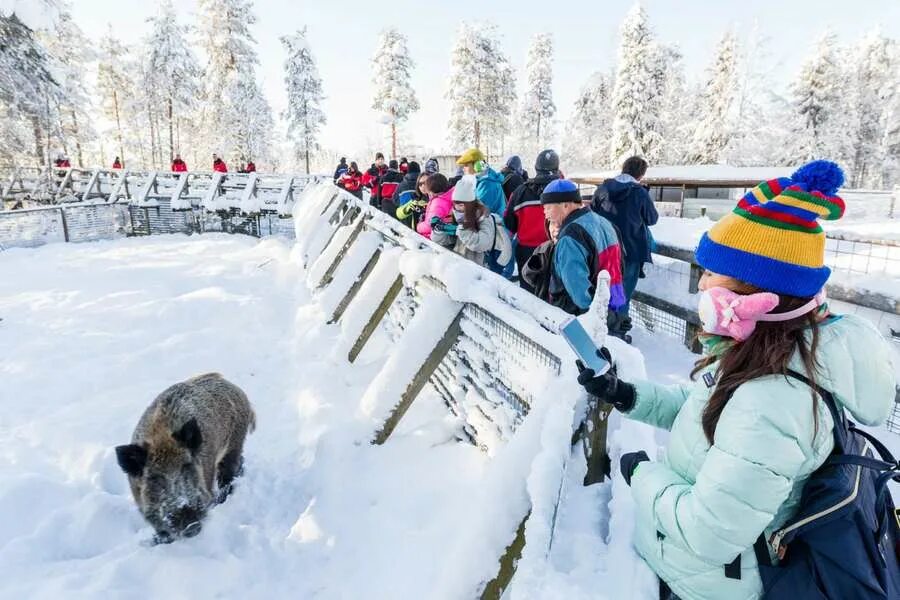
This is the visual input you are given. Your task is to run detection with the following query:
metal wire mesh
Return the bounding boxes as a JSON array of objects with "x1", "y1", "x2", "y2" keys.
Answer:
[
  {"x1": 823, "y1": 237, "x2": 900, "y2": 278},
  {"x1": 631, "y1": 299, "x2": 689, "y2": 341},
  {"x1": 886, "y1": 392, "x2": 900, "y2": 435}
]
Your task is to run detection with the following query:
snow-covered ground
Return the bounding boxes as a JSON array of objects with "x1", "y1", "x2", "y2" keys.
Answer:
[{"x1": 0, "y1": 232, "x2": 660, "y2": 599}]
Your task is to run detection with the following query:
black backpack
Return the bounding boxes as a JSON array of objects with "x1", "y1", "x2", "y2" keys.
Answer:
[{"x1": 746, "y1": 370, "x2": 900, "y2": 599}]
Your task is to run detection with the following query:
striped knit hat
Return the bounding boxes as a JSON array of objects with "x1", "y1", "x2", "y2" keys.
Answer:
[{"x1": 695, "y1": 160, "x2": 846, "y2": 297}]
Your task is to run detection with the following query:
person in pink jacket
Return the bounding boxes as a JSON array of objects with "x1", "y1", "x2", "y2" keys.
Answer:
[{"x1": 416, "y1": 173, "x2": 455, "y2": 240}]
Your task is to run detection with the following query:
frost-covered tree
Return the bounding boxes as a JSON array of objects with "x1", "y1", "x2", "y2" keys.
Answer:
[
  {"x1": 38, "y1": 5, "x2": 96, "y2": 167},
  {"x1": 229, "y1": 77, "x2": 274, "y2": 167},
  {"x1": 847, "y1": 31, "x2": 897, "y2": 187},
  {"x1": 609, "y1": 4, "x2": 665, "y2": 164},
  {"x1": 196, "y1": 0, "x2": 272, "y2": 166},
  {"x1": 656, "y1": 44, "x2": 695, "y2": 164},
  {"x1": 143, "y1": 0, "x2": 201, "y2": 164},
  {"x1": 446, "y1": 22, "x2": 517, "y2": 156},
  {"x1": 96, "y1": 30, "x2": 135, "y2": 166},
  {"x1": 0, "y1": 12, "x2": 60, "y2": 166},
  {"x1": 882, "y1": 90, "x2": 900, "y2": 188},
  {"x1": 517, "y1": 33, "x2": 556, "y2": 154},
  {"x1": 789, "y1": 31, "x2": 851, "y2": 164},
  {"x1": 564, "y1": 71, "x2": 612, "y2": 169},
  {"x1": 688, "y1": 31, "x2": 738, "y2": 164},
  {"x1": 371, "y1": 28, "x2": 419, "y2": 159},
  {"x1": 282, "y1": 28, "x2": 326, "y2": 174}
]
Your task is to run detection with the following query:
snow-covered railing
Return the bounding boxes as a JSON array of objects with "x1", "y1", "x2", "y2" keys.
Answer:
[
  {"x1": 291, "y1": 181, "x2": 655, "y2": 596},
  {"x1": 0, "y1": 201, "x2": 130, "y2": 249}
]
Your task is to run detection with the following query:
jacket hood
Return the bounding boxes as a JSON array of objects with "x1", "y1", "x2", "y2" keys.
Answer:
[
  {"x1": 478, "y1": 166, "x2": 504, "y2": 184},
  {"x1": 505, "y1": 155, "x2": 523, "y2": 174},
  {"x1": 791, "y1": 314, "x2": 896, "y2": 426},
  {"x1": 401, "y1": 171, "x2": 420, "y2": 185},
  {"x1": 603, "y1": 177, "x2": 641, "y2": 201}
]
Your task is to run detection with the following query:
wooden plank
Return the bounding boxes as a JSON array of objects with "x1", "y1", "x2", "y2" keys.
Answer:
[
  {"x1": 81, "y1": 169, "x2": 100, "y2": 202},
  {"x1": 688, "y1": 263, "x2": 703, "y2": 294},
  {"x1": 328, "y1": 249, "x2": 382, "y2": 324},
  {"x1": 317, "y1": 216, "x2": 367, "y2": 288},
  {"x1": 372, "y1": 310, "x2": 463, "y2": 445},
  {"x1": 348, "y1": 275, "x2": 403, "y2": 363},
  {"x1": 479, "y1": 510, "x2": 530, "y2": 600},
  {"x1": 653, "y1": 243, "x2": 697, "y2": 264},
  {"x1": 632, "y1": 290, "x2": 701, "y2": 325},
  {"x1": 582, "y1": 402, "x2": 614, "y2": 485}
]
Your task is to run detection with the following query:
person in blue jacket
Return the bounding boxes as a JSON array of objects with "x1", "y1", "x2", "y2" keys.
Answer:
[
  {"x1": 541, "y1": 179, "x2": 626, "y2": 315},
  {"x1": 576, "y1": 161, "x2": 896, "y2": 600},
  {"x1": 456, "y1": 147, "x2": 506, "y2": 218},
  {"x1": 592, "y1": 155, "x2": 659, "y2": 341}
]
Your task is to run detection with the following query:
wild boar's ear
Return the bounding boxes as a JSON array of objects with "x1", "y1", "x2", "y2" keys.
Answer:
[
  {"x1": 116, "y1": 444, "x2": 147, "y2": 477},
  {"x1": 172, "y1": 418, "x2": 202, "y2": 452}
]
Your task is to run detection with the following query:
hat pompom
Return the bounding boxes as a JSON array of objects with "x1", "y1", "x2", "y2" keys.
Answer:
[{"x1": 790, "y1": 160, "x2": 844, "y2": 196}]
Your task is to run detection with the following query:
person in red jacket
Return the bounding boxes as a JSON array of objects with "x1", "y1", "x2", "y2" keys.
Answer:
[
  {"x1": 54, "y1": 154, "x2": 71, "y2": 168},
  {"x1": 171, "y1": 153, "x2": 188, "y2": 172},
  {"x1": 112, "y1": 156, "x2": 123, "y2": 169},
  {"x1": 338, "y1": 161, "x2": 363, "y2": 199},
  {"x1": 245, "y1": 160, "x2": 256, "y2": 173},
  {"x1": 212, "y1": 154, "x2": 228, "y2": 173},
  {"x1": 361, "y1": 152, "x2": 388, "y2": 206},
  {"x1": 504, "y1": 149, "x2": 561, "y2": 293}
]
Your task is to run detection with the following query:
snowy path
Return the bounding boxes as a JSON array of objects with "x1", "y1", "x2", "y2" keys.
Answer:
[{"x1": 0, "y1": 234, "x2": 554, "y2": 599}]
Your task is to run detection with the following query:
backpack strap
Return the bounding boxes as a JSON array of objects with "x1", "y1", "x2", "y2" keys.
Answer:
[{"x1": 785, "y1": 369, "x2": 848, "y2": 453}]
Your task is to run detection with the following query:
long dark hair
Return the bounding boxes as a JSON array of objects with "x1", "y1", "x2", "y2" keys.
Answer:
[
  {"x1": 691, "y1": 285, "x2": 823, "y2": 445},
  {"x1": 461, "y1": 201, "x2": 482, "y2": 231}
]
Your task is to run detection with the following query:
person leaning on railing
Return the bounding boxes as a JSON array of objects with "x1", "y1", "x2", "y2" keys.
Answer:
[{"x1": 575, "y1": 161, "x2": 896, "y2": 600}]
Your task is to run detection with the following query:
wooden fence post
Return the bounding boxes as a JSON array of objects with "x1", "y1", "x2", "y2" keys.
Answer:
[
  {"x1": 479, "y1": 511, "x2": 530, "y2": 600},
  {"x1": 316, "y1": 215, "x2": 366, "y2": 289},
  {"x1": 372, "y1": 310, "x2": 463, "y2": 445},
  {"x1": 348, "y1": 275, "x2": 404, "y2": 363},
  {"x1": 328, "y1": 249, "x2": 382, "y2": 324}
]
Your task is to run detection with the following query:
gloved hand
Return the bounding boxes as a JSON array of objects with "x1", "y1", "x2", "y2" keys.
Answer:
[
  {"x1": 619, "y1": 451, "x2": 650, "y2": 486},
  {"x1": 431, "y1": 217, "x2": 457, "y2": 236},
  {"x1": 576, "y1": 348, "x2": 636, "y2": 412}
]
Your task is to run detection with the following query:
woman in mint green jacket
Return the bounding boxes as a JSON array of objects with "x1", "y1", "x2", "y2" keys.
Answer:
[{"x1": 577, "y1": 162, "x2": 896, "y2": 600}]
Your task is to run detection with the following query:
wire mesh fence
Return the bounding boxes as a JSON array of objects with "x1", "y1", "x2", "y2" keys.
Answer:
[{"x1": 823, "y1": 237, "x2": 900, "y2": 279}]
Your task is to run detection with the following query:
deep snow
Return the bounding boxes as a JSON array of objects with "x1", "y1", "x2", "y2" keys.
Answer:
[{"x1": 0, "y1": 232, "x2": 660, "y2": 599}]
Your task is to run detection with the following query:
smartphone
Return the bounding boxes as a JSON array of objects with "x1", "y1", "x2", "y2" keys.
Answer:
[{"x1": 560, "y1": 317, "x2": 610, "y2": 375}]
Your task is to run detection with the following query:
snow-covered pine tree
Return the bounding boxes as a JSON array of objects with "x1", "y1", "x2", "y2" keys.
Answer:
[
  {"x1": 37, "y1": 4, "x2": 96, "y2": 167},
  {"x1": 446, "y1": 22, "x2": 516, "y2": 157},
  {"x1": 96, "y1": 30, "x2": 135, "y2": 167},
  {"x1": 229, "y1": 76, "x2": 274, "y2": 167},
  {"x1": 563, "y1": 71, "x2": 612, "y2": 169},
  {"x1": 789, "y1": 31, "x2": 850, "y2": 165},
  {"x1": 848, "y1": 31, "x2": 897, "y2": 187},
  {"x1": 688, "y1": 31, "x2": 738, "y2": 164},
  {"x1": 517, "y1": 33, "x2": 556, "y2": 156},
  {"x1": 0, "y1": 12, "x2": 60, "y2": 166},
  {"x1": 282, "y1": 28, "x2": 326, "y2": 174},
  {"x1": 882, "y1": 88, "x2": 900, "y2": 188},
  {"x1": 656, "y1": 43, "x2": 695, "y2": 165},
  {"x1": 371, "y1": 28, "x2": 419, "y2": 159},
  {"x1": 609, "y1": 4, "x2": 665, "y2": 164},
  {"x1": 143, "y1": 0, "x2": 201, "y2": 164},
  {"x1": 196, "y1": 0, "x2": 271, "y2": 166}
]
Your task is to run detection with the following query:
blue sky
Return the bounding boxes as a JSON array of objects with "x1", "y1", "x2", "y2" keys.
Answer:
[{"x1": 72, "y1": 0, "x2": 900, "y2": 158}]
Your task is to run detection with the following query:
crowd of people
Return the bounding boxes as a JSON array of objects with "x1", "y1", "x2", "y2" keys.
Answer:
[
  {"x1": 334, "y1": 148, "x2": 658, "y2": 339},
  {"x1": 333, "y1": 150, "x2": 899, "y2": 600}
]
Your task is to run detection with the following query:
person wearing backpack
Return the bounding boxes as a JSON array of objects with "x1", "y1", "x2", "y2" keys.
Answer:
[
  {"x1": 500, "y1": 155, "x2": 527, "y2": 200},
  {"x1": 505, "y1": 149, "x2": 562, "y2": 293},
  {"x1": 576, "y1": 161, "x2": 897, "y2": 600},
  {"x1": 430, "y1": 175, "x2": 511, "y2": 269},
  {"x1": 592, "y1": 155, "x2": 659, "y2": 341}
]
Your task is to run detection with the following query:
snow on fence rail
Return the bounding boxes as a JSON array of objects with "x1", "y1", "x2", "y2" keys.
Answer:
[{"x1": 291, "y1": 181, "x2": 655, "y2": 597}]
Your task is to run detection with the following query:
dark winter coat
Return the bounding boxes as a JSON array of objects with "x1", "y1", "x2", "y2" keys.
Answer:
[
  {"x1": 503, "y1": 172, "x2": 559, "y2": 248},
  {"x1": 333, "y1": 160, "x2": 348, "y2": 181},
  {"x1": 500, "y1": 169, "x2": 525, "y2": 200},
  {"x1": 591, "y1": 174, "x2": 658, "y2": 264}
]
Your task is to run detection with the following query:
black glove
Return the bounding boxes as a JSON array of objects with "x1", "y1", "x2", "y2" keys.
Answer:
[
  {"x1": 576, "y1": 348, "x2": 636, "y2": 412},
  {"x1": 619, "y1": 451, "x2": 650, "y2": 486}
]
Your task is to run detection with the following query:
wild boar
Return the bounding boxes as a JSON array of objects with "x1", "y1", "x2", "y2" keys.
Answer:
[{"x1": 115, "y1": 373, "x2": 255, "y2": 543}]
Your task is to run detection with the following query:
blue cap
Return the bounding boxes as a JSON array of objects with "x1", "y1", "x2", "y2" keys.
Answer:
[{"x1": 540, "y1": 179, "x2": 580, "y2": 204}]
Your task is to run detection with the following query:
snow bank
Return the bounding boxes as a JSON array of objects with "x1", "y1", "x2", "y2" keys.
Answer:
[{"x1": 570, "y1": 164, "x2": 795, "y2": 185}]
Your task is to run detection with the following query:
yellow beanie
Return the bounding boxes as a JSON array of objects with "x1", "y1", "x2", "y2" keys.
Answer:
[{"x1": 456, "y1": 148, "x2": 485, "y2": 166}]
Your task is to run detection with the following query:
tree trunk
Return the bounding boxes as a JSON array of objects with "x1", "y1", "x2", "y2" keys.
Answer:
[
  {"x1": 31, "y1": 115, "x2": 44, "y2": 165},
  {"x1": 391, "y1": 108, "x2": 397, "y2": 159},
  {"x1": 112, "y1": 89, "x2": 125, "y2": 166},
  {"x1": 536, "y1": 113, "x2": 541, "y2": 145},
  {"x1": 305, "y1": 145, "x2": 310, "y2": 175},
  {"x1": 148, "y1": 104, "x2": 157, "y2": 169},
  {"x1": 168, "y1": 96, "x2": 174, "y2": 162},
  {"x1": 474, "y1": 120, "x2": 481, "y2": 147},
  {"x1": 70, "y1": 109, "x2": 83, "y2": 167}
]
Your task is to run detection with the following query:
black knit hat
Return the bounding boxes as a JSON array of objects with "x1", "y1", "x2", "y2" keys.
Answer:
[
  {"x1": 540, "y1": 179, "x2": 581, "y2": 205},
  {"x1": 535, "y1": 149, "x2": 559, "y2": 172},
  {"x1": 408, "y1": 161, "x2": 421, "y2": 173},
  {"x1": 389, "y1": 159, "x2": 399, "y2": 169}
]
